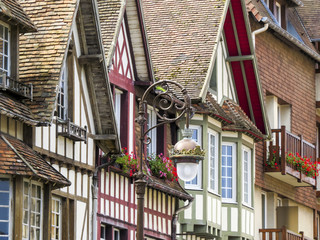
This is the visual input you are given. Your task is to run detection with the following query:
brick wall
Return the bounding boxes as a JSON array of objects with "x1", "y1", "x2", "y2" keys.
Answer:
[{"x1": 252, "y1": 19, "x2": 319, "y2": 210}]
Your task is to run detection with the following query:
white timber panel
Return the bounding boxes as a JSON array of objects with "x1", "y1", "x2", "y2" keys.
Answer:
[
  {"x1": 105, "y1": 199, "x2": 109, "y2": 215},
  {"x1": 115, "y1": 174, "x2": 119, "y2": 199},
  {"x1": 74, "y1": 142, "x2": 80, "y2": 161},
  {"x1": 76, "y1": 201, "x2": 87, "y2": 240},
  {"x1": 158, "y1": 191, "x2": 161, "y2": 213},
  {"x1": 110, "y1": 201, "x2": 114, "y2": 218},
  {"x1": 129, "y1": 93, "x2": 134, "y2": 153},
  {"x1": 242, "y1": 209, "x2": 245, "y2": 233},
  {"x1": 115, "y1": 202, "x2": 119, "y2": 219},
  {"x1": 135, "y1": 209, "x2": 137, "y2": 225},
  {"x1": 162, "y1": 193, "x2": 166, "y2": 214},
  {"x1": 222, "y1": 207, "x2": 228, "y2": 231},
  {"x1": 76, "y1": 171, "x2": 81, "y2": 196},
  {"x1": 147, "y1": 189, "x2": 151, "y2": 208},
  {"x1": 217, "y1": 199, "x2": 221, "y2": 225},
  {"x1": 73, "y1": 60, "x2": 80, "y2": 126},
  {"x1": 195, "y1": 195, "x2": 203, "y2": 220},
  {"x1": 163, "y1": 218, "x2": 166, "y2": 234},
  {"x1": 72, "y1": 23, "x2": 81, "y2": 58},
  {"x1": 191, "y1": 114, "x2": 203, "y2": 121},
  {"x1": 172, "y1": 197, "x2": 175, "y2": 214},
  {"x1": 60, "y1": 167, "x2": 68, "y2": 193},
  {"x1": 208, "y1": 196, "x2": 212, "y2": 222},
  {"x1": 212, "y1": 198, "x2": 217, "y2": 223},
  {"x1": 231, "y1": 208, "x2": 238, "y2": 232},
  {"x1": 105, "y1": 172, "x2": 109, "y2": 195},
  {"x1": 110, "y1": 172, "x2": 114, "y2": 197},
  {"x1": 101, "y1": 169, "x2": 105, "y2": 194},
  {"x1": 80, "y1": 141, "x2": 87, "y2": 164},
  {"x1": 158, "y1": 216, "x2": 162, "y2": 232},
  {"x1": 35, "y1": 127, "x2": 42, "y2": 148},
  {"x1": 168, "y1": 196, "x2": 171, "y2": 216},
  {"x1": 100, "y1": 198, "x2": 104, "y2": 214},
  {"x1": 131, "y1": 208, "x2": 134, "y2": 224},
  {"x1": 222, "y1": 131, "x2": 238, "y2": 138},
  {"x1": 87, "y1": 138, "x2": 94, "y2": 166},
  {"x1": 66, "y1": 138, "x2": 73, "y2": 159},
  {"x1": 42, "y1": 126, "x2": 49, "y2": 150},
  {"x1": 57, "y1": 136, "x2": 65, "y2": 156},
  {"x1": 148, "y1": 213, "x2": 152, "y2": 229},
  {"x1": 168, "y1": 220, "x2": 171, "y2": 235},
  {"x1": 8, "y1": 118, "x2": 15, "y2": 137},
  {"x1": 69, "y1": 169, "x2": 75, "y2": 195},
  {"x1": 52, "y1": 164, "x2": 59, "y2": 171},
  {"x1": 50, "y1": 123, "x2": 56, "y2": 152},
  {"x1": 144, "y1": 212, "x2": 147, "y2": 228},
  {"x1": 120, "y1": 204, "x2": 124, "y2": 221},
  {"x1": 251, "y1": 212, "x2": 254, "y2": 236},
  {"x1": 16, "y1": 121, "x2": 23, "y2": 140},
  {"x1": 125, "y1": 206, "x2": 128, "y2": 222},
  {"x1": 153, "y1": 216, "x2": 157, "y2": 231},
  {"x1": 153, "y1": 190, "x2": 157, "y2": 211},
  {"x1": 208, "y1": 116, "x2": 222, "y2": 128},
  {"x1": 83, "y1": 174, "x2": 88, "y2": 198},
  {"x1": 184, "y1": 200, "x2": 192, "y2": 219},
  {"x1": 120, "y1": 176, "x2": 124, "y2": 200}
]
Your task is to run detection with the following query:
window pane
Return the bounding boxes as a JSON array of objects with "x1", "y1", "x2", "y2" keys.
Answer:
[
  {"x1": 0, "y1": 222, "x2": 8, "y2": 235},
  {"x1": 0, "y1": 179, "x2": 9, "y2": 191},
  {"x1": 4, "y1": 28, "x2": 8, "y2": 40},
  {"x1": 0, "y1": 207, "x2": 8, "y2": 220},
  {"x1": 0, "y1": 193, "x2": 9, "y2": 205}
]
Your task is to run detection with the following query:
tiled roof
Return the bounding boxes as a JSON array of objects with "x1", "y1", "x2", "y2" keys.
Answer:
[
  {"x1": 192, "y1": 93, "x2": 233, "y2": 124},
  {"x1": 97, "y1": 0, "x2": 123, "y2": 65},
  {"x1": 0, "y1": 0, "x2": 36, "y2": 32},
  {"x1": 222, "y1": 99, "x2": 264, "y2": 140},
  {"x1": 0, "y1": 133, "x2": 70, "y2": 188},
  {"x1": 141, "y1": 0, "x2": 227, "y2": 99},
  {"x1": 18, "y1": 0, "x2": 77, "y2": 123},
  {"x1": 296, "y1": 0, "x2": 320, "y2": 40},
  {"x1": 0, "y1": 92, "x2": 38, "y2": 125}
]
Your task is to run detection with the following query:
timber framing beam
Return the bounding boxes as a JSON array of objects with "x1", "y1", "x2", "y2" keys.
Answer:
[
  {"x1": 90, "y1": 134, "x2": 117, "y2": 140},
  {"x1": 226, "y1": 55, "x2": 254, "y2": 62},
  {"x1": 78, "y1": 54, "x2": 103, "y2": 65}
]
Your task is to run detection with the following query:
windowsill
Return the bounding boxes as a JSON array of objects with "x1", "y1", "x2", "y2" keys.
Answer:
[
  {"x1": 208, "y1": 189, "x2": 220, "y2": 197},
  {"x1": 184, "y1": 186, "x2": 203, "y2": 191},
  {"x1": 222, "y1": 200, "x2": 238, "y2": 204},
  {"x1": 242, "y1": 202, "x2": 254, "y2": 210}
]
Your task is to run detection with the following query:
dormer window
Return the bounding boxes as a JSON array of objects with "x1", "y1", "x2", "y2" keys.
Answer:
[
  {"x1": 0, "y1": 23, "x2": 9, "y2": 76},
  {"x1": 57, "y1": 65, "x2": 67, "y2": 120},
  {"x1": 275, "y1": 2, "x2": 281, "y2": 26}
]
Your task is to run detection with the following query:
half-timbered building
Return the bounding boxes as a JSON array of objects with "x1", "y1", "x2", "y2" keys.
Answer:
[
  {"x1": 96, "y1": 0, "x2": 195, "y2": 240},
  {"x1": 0, "y1": 0, "x2": 120, "y2": 239},
  {"x1": 140, "y1": 0, "x2": 270, "y2": 239}
]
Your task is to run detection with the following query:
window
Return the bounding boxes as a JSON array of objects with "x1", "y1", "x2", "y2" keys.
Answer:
[
  {"x1": 100, "y1": 224, "x2": 126, "y2": 240},
  {"x1": 100, "y1": 224, "x2": 106, "y2": 240},
  {"x1": 275, "y1": 2, "x2": 281, "y2": 26},
  {"x1": 261, "y1": 192, "x2": 267, "y2": 228},
  {"x1": 208, "y1": 130, "x2": 219, "y2": 193},
  {"x1": 277, "y1": 197, "x2": 282, "y2": 207},
  {"x1": 185, "y1": 125, "x2": 202, "y2": 189},
  {"x1": 57, "y1": 65, "x2": 68, "y2": 120},
  {"x1": 221, "y1": 143, "x2": 236, "y2": 202},
  {"x1": 147, "y1": 107, "x2": 157, "y2": 156},
  {"x1": 242, "y1": 146, "x2": 252, "y2": 206},
  {"x1": 265, "y1": 95, "x2": 291, "y2": 130},
  {"x1": 113, "y1": 228, "x2": 120, "y2": 240},
  {"x1": 0, "y1": 24, "x2": 9, "y2": 76},
  {"x1": 23, "y1": 181, "x2": 42, "y2": 240},
  {"x1": 51, "y1": 197, "x2": 62, "y2": 240},
  {"x1": 0, "y1": 178, "x2": 10, "y2": 240},
  {"x1": 114, "y1": 89, "x2": 123, "y2": 135}
]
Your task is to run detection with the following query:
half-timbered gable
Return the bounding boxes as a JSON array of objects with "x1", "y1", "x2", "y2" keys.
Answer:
[
  {"x1": 14, "y1": 0, "x2": 120, "y2": 239},
  {"x1": 140, "y1": 0, "x2": 269, "y2": 239}
]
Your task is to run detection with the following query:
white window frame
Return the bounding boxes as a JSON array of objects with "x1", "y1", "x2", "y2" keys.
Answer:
[
  {"x1": 208, "y1": 129, "x2": 219, "y2": 194},
  {"x1": 242, "y1": 146, "x2": 252, "y2": 207},
  {"x1": 22, "y1": 180, "x2": 43, "y2": 240},
  {"x1": 277, "y1": 197, "x2": 282, "y2": 207},
  {"x1": 221, "y1": 142, "x2": 236, "y2": 203},
  {"x1": 113, "y1": 228, "x2": 120, "y2": 240},
  {"x1": 0, "y1": 21, "x2": 10, "y2": 76},
  {"x1": 147, "y1": 107, "x2": 157, "y2": 156},
  {"x1": 261, "y1": 192, "x2": 267, "y2": 228},
  {"x1": 0, "y1": 177, "x2": 11, "y2": 240},
  {"x1": 275, "y1": 2, "x2": 281, "y2": 26},
  {"x1": 100, "y1": 224, "x2": 106, "y2": 240},
  {"x1": 185, "y1": 125, "x2": 202, "y2": 190},
  {"x1": 57, "y1": 64, "x2": 68, "y2": 120},
  {"x1": 51, "y1": 197, "x2": 62, "y2": 240},
  {"x1": 114, "y1": 88, "x2": 123, "y2": 135}
]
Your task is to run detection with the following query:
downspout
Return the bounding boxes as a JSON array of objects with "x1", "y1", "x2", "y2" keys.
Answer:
[
  {"x1": 92, "y1": 154, "x2": 120, "y2": 240},
  {"x1": 171, "y1": 198, "x2": 194, "y2": 240},
  {"x1": 252, "y1": 22, "x2": 269, "y2": 48}
]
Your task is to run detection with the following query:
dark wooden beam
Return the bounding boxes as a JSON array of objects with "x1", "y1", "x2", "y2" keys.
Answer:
[
  {"x1": 78, "y1": 54, "x2": 103, "y2": 65},
  {"x1": 90, "y1": 134, "x2": 117, "y2": 140},
  {"x1": 316, "y1": 101, "x2": 320, "y2": 108}
]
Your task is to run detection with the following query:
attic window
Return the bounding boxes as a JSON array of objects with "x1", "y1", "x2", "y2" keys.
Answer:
[{"x1": 0, "y1": 24, "x2": 9, "y2": 76}]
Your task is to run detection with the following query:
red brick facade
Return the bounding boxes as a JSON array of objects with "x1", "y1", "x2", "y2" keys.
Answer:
[{"x1": 252, "y1": 19, "x2": 319, "y2": 210}]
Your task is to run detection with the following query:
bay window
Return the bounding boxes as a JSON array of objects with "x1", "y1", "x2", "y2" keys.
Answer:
[
  {"x1": 22, "y1": 181, "x2": 43, "y2": 240},
  {"x1": 185, "y1": 125, "x2": 202, "y2": 190},
  {"x1": 242, "y1": 146, "x2": 252, "y2": 206},
  {"x1": 0, "y1": 178, "x2": 10, "y2": 240},
  {"x1": 208, "y1": 130, "x2": 219, "y2": 193},
  {"x1": 221, "y1": 143, "x2": 236, "y2": 202}
]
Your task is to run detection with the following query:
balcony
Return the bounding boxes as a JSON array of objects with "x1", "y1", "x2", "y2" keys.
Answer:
[
  {"x1": 0, "y1": 73, "x2": 33, "y2": 100},
  {"x1": 56, "y1": 119, "x2": 87, "y2": 142},
  {"x1": 263, "y1": 126, "x2": 316, "y2": 187},
  {"x1": 259, "y1": 227, "x2": 312, "y2": 240}
]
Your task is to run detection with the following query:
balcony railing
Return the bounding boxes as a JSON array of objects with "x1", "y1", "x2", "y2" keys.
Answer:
[
  {"x1": 56, "y1": 119, "x2": 87, "y2": 142},
  {"x1": 0, "y1": 73, "x2": 33, "y2": 100},
  {"x1": 259, "y1": 227, "x2": 312, "y2": 240},
  {"x1": 263, "y1": 126, "x2": 316, "y2": 187}
]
